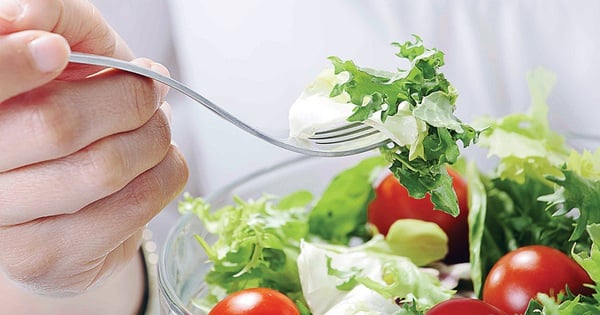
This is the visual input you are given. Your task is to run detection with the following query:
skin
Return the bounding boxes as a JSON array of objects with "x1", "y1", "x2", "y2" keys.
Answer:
[{"x1": 0, "y1": 0, "x2": 189, "y2": 313}]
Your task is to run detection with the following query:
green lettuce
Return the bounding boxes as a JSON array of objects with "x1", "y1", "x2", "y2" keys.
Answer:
[
  {"x1": 476, "y1": 68, "x2": 600, "y2": 243},
  {"x1": 328, "y1": 35, "x2": 479, "y2": 217},
  {"x1": 467, "y1": 68, "x2": 596, "y2": 295},
  {"x1": 308, "y1": 155, "x2": 387, "y2": 244},
  {"x1": 475, "y1": 68, "x2": 568, "y2": 185},
  {"x1": 297, "y1": 237, "x2": 453, "y2": 315},
  {"x1": 542, "y1": 151, "x2": 600, "y2": 241},
  {"x1": 181, "y1": 154, "x2": 456, "y2": 314},
  {"x1": 178, "y1": 192, "x2": 314, "y2": 311}
]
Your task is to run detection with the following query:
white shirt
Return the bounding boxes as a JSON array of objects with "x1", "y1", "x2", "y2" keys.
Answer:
[{"x1": 93, "y1": 0, "x2": 600, "y2": 245}]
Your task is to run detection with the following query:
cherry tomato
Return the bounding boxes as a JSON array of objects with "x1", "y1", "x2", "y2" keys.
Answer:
[
  {"x1": 426, "y1": 298, "x2": 507, "y2": 315},
  {"x1": 208, "y1": 288, "x2": 300, "y2": 315},
  {"x1": 483, "y1": 245, "x2": 594, "y2": 315},
  {"x1": 367, "y1": 168, "x2": 469, "y2": 263}
]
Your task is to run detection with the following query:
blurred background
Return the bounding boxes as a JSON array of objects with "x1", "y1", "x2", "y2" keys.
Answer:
[{"x1": 91, "y1": 0, "x2": 600, "y2": 246}]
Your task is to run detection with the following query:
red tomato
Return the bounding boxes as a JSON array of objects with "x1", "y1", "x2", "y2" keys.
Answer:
[
  {"x1": 367, "y1": 168, "x2": 469, "y2": 263},
  {"x1": 426, "y1": 298, "x2": 507, "y2": 315},
  {"x1": 483, "y1": 245, "x2": 594, "y2": 314},
  {"x1": 208, "y1": 288, "x2": 300, "y2": 315}
]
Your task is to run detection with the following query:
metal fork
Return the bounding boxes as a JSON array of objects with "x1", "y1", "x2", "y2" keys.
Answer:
[{"x1": 68, "y1": 52, "x2": 390, "y2": 157}]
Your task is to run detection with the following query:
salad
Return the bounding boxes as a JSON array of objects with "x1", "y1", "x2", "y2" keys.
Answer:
[{"x1": 178, "y1": 37, "x2": 600, "y2": 315}]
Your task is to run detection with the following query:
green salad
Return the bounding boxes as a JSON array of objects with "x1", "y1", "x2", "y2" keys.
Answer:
[{"x1": 179, "y1": 37, "x2": 600, "y2": 315}]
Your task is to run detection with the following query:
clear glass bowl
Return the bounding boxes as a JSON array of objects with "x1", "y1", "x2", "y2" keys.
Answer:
[{"x1": 157, "y1": 154, "x2": 372, "y2": 314}]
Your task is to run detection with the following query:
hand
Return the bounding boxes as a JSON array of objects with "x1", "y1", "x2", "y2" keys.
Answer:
[{"x1": 0, "y1": 0, "x2": 188, "y2": 312}]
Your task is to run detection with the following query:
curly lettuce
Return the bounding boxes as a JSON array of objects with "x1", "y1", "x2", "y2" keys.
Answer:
[{"x1": 328, "y1": 35, "x2": 479, "y2": 217}]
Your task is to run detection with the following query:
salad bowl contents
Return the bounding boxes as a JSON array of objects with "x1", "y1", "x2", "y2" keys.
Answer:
[{"x1": 158, "y1": 36, "x2": 600, "y2": 315}]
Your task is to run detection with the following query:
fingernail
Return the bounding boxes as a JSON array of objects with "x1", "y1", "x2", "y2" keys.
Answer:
[
  {"x1": 28, "y1": 34, "x2": 70, "y2": 73},
  {"x1": 160, "y1": 102, "x2": 173, "y2": 124},
  {"x1": 0, "y1": 0, "x2": 23, "y2": 22},
  {"x1": 151, "y1": 62, "x2": 170, "y2": 99}
]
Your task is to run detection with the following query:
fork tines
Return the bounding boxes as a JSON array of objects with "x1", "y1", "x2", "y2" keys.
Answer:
[{"x1": 309, "y1": 123, "x2": 380, "y2": 145}]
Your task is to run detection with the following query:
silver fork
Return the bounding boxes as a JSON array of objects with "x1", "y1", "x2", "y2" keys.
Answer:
[{"x1": 68, "y1": 52, "x2": 389, "y2": 157}]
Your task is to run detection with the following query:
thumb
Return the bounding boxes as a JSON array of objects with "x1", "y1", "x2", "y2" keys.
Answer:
[
  {"x1": 0, "y1": 30, "x2": 70, "y2": 102},
  {"x1": 0, "y1": 0, "x2": 133, "y2": 78}
]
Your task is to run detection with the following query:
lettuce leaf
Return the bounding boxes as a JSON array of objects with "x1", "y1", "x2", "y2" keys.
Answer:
[
  {"x1": 179, "y1": 192, "x2": 313, "y2": 310},
  {"x1": 467, "y1": 68, "x2": 594, "y2": 295},
  {"x1": 573, "y1": 224, "x2": 600, "y2": 294},
  {"x1": 297, "y1": 239, "x2": 453, "y2": 315},
  {"x1": 328, "y1": 35, "x2": 479, "y2": 217},
  {"x1": 475, "y1": 68, "x2": 568, "y2": 185},
  {"x1": 466, "y1": 161, "x2": 488, "y2": 297},
  {"x1": 308, "y1": 155, "x2": 387, "y2": 244}
]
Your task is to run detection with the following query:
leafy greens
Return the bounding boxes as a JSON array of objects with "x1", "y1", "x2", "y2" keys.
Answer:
[
  {"x1": 180, "y1": 155, "x2": 454, "y2": 314},
  {"x1": 178, "y1": 192, "x2": 313, "y2": 312},
  {"x1": 328, "y1": 35, "x2": 479, "y2": 217},
  {"x1": 468, "y1": 68, "x2": 600, "y2": 301}
]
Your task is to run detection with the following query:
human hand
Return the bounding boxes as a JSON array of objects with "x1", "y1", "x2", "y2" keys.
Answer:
[{"x1": 0, "y1": 0, "x2": 188, "y2": 303}]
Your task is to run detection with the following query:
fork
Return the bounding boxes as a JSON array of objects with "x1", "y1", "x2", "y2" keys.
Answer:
[{"x1": 68, "y1": 52, "x2": 390, "y2": 157}]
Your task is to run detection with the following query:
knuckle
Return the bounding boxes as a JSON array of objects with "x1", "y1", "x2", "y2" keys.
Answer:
[
  {"x1": 121, "y1": 172, "x2": 162, "y2": 222},
  {"x1": 151, "y1": 110, "x2": 172, "y2": 147},
  {"x1": 0, "y1": 242, "x2": 91, "y2": 295},
  {"x1": 27, "y1": 92, "x2": 76, "y2": 157},
  {"x1": 80, "y1": 147, "x2": 127, "y2": 194},
  {"x1": 44, "y1": 0, "x2": 65, "y2": 30},
  {"x1": 172, "y1": 148, "x2": 190, "y2": 187},
  {"x1": 0, "y1": 227, "x2": 59, "y2": 291},
  {"x1": 120, "y1": 149, "x2": 188, "y2": 221},
  {"x1": 84, "y1": 19, "x2": 117, "y2": 57},
  {"x1": 120, "y1": 76, "x2": 161, "y2": 126},
  {"x1": 2, "y1": 256, "x2": 53, "y2": 290}
]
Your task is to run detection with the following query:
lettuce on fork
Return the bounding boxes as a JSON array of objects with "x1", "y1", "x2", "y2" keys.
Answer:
[{"x1": 289, "y1": 35, "x2": 479, "y2": 216}]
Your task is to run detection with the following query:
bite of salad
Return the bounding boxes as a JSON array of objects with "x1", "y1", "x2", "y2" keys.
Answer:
[{"x1": 178, "y1": 36, "x2": 600, "y2": 315}]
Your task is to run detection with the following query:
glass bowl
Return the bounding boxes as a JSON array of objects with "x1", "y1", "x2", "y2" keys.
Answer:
[{"x1": 157, "y1": 154, "x2": 372, "y2": 315}]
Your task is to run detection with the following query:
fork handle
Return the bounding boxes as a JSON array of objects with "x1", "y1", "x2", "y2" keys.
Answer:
[
  {"x1": 69, "y1": 53, "x2": 223, "y2": 115},
  {"x1": 68, "y1": 52, "x2": 258, "y2": 134},
  {"x1": 67, "y1": 52, "x2": 382, "y2": 157}
]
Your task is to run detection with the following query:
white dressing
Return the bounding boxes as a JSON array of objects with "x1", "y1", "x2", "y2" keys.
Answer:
[{"x1": 288, "y1": 68, "x2": 425, "y2": 153}]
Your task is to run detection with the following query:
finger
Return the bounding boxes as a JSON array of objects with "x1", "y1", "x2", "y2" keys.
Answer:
[
  {"x1": 0, "y1": 0, "x2": 131, "y2": 57},
  {"x1": 0, "y1": 59, "x2": 169, "y2": 171},
  {"x1": 160, "y1": 100, "x2": 173, "y2": 125},
  {"x1": 0, "y1": 108, "x2": 173, "y2": 225},
  {"x1": 0, "y1": 146, "x2": 188, "y2": 293},
  {"x1": 68, "y1": 145, "x2": 188, "y2": 248},
  {"x1": 0, "y1": 30, "x2": 70, "y2": 102},
  {"x1": 0, "y1": 0, "x2": 134, "y2": 79},
  {"x1": 71, "y1": 145, "x2": 187, "y2": 255},
  {"x1": 0, "y1": 0, "x2": 25, "y2": 33}
]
